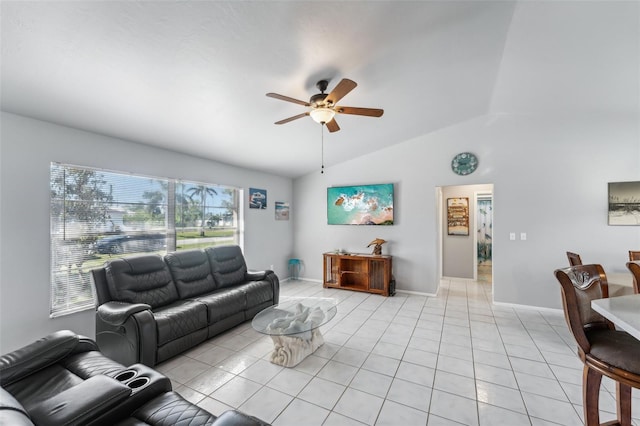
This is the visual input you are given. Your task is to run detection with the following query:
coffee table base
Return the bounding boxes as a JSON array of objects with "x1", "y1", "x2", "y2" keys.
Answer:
[{"x1": 269, "y1": 329, "x2": 325, "y2": 367}]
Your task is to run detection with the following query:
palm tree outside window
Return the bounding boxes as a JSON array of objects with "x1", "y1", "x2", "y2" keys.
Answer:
[{"x1": 187, "y1": 185, "x2": 218, "y2": 237}]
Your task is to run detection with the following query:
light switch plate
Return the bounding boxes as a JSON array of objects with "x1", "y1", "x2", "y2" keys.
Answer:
[
  {"x1": 520, "y1": 233, "x2": 527, "y2": 241},
  {"x1": 510, "y1": 233, "x2": 516, "y2": 241}
]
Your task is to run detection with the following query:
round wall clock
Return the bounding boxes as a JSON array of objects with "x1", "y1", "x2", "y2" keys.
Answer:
[{"x1": 451, "y1": 152, "x2": 478, "y2": 176}]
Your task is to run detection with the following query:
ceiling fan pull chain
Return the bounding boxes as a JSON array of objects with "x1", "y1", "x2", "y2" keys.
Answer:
[{"x1": 320, "y1": 124, "x2": 325, "y2": 174}]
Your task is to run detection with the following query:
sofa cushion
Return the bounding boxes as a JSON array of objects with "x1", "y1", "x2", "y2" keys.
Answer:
[
  {"x1": 106, "y1": 256, "x2": 179, "y2": 308},
  {"x1": 195, "y1": 288, "x2": 247, "y2": 324},
  {"x1": 153, "y1": 300, "x2": 208, "y2": 346},
  {"x1": 205, "y1": 246, "x2": 248, "y2": 289},
  {"x1": 165, "y1": 250, "x2": 217, "y2": 298}
]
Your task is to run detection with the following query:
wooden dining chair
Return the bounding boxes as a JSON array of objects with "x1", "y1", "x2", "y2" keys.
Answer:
[
  {"x1": 554, "y1": 264, "x2": 640, "y2": 426},
  {"x1": 566, "y1": 251, "x2": 583, "y2": 266},
  {"x1": 629, "y1": 251, "x2": 640, "y2": 261},
  {"x1": 626, "y1": 261, "x2": 640, "y2": 294}
]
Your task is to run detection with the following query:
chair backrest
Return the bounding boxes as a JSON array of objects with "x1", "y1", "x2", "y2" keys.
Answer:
[
  {"x1": 554, "y1": 264, "x2": 612, "y2": 353},
  {"x1": 566, "y1": 251, "x2": 583, "y2": 266},
  {"x1": 626, "y1": 261, "x2": 640, "y2": 294},
  {"x1": 629, "y1": 251, "x2": 640, "y2": 261}
]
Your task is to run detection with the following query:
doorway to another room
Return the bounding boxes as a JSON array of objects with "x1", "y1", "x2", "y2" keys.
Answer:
[
  {"x1": 476, "y1": 192, "x2": 493, "y2": 284},
  {"x1": 438, "y1": 184, "x2": 493, "y2": 286}
]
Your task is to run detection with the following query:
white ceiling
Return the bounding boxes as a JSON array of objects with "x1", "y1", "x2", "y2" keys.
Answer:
[{"x1": 1, "y1": 1, "x2": 638, "y2": 178}]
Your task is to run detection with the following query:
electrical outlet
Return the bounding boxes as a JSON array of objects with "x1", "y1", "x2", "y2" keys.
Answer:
[
  {"x1": 520, "y1": 233, "x2": 527, "y2": 241},
  {"x1": 270, "y1": 264, "x2": 274, "y2": 270},
  {"x1": 509, "y1": 232, "x2": 516, "y2": 241}
]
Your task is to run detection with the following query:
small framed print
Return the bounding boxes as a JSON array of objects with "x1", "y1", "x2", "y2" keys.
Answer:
[
  {"x1": 249, "y1": 188, "x2": 267, "y2": 209},
  {"x1": 447, "y1": 197, "x2": 469, "y2": 235},
  {"x1": 275, "y1": 202, "x2": 289, "y2": 220}
]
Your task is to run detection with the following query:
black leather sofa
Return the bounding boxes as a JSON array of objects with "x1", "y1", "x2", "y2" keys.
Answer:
[
  {"x1": 91, "y1": 245, "x2": 279, "y2": 366},
  {"x1": 0, "y1": 330, "x2": 270, "y2": 426}
]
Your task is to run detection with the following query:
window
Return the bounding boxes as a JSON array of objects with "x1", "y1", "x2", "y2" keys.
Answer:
[{"x1": 50, "y1": 164, "x2": 241, "y2": 317}]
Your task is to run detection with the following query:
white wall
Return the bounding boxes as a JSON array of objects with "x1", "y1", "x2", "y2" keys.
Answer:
[
  {"x1": 0, "y1": 112, "x2": 293, "y2": 353},
  {"x1": 293, "y1": 113, "x2": 640, "y2": 307}
]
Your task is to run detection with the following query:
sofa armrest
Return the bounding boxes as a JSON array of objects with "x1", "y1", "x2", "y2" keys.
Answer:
[
  {"x1": 246, "y1": 270, "x2": 269, "y2": 281},
  {"x1": 214, "y1": 410, "x2": 272, "y2": 426},
  {"x1": 97, "y1": 302, "x2": 152, "y2": 326},
  {"x1": 266, "y1": 271, "x2": 280, "y2": 304},
  {"x1": 30, "y1": 375, "x2": 131, "y2": 426},
  {"x1": 0, "y1": 330, "x2": 87, "y2": 387},
  {"x1": 245, "y1": 270, "x2": 279, "y2": 304}
]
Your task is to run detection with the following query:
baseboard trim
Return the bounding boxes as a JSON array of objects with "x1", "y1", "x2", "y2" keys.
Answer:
[{"x1": 492, "y1": 300, "x2": 564, "y2": 314}]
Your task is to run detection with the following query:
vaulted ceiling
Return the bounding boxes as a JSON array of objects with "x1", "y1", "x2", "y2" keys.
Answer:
[{"x1": 1, "y1": 1, "x2": 638, "y2": 178}]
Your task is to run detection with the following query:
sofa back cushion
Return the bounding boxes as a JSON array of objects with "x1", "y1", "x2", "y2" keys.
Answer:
[
  {"x1": 164, "y1": 250, "x2": 217, "y2": 298},
  {"x1": 205, "y1": 246, "x2": 247, "y2": 289},
  {"x1": 105, "y1": 255, "x2": 179, "y2": 308}
]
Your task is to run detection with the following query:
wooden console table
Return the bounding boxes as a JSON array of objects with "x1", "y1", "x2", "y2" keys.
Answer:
[{"x1": 323, "y1": 252, "x2": 393, "y2": 296}]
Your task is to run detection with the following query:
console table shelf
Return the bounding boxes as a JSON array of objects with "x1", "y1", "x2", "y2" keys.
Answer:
[{"x1": 323, "y1": 252, "x2": 393, "y2": 296}]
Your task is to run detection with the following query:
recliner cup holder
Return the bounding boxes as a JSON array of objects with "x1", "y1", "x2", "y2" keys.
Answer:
[
  {"x1": 127, "y1": 376, "x2": 150, "y2": 391},
  {"x1": 114, "y1": 370, "x2": 138, "y2": 382}
]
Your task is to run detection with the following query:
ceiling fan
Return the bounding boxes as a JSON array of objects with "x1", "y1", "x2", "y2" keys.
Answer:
[{"x1": 266, "y1": 78, "x2": 384, "y2": 133}]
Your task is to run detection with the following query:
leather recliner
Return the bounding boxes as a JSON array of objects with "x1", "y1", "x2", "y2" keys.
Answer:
[
  {"x1": 92, "y1": 245, "x2": 279, "y2": 366},
  {"x1": 0, "y1": 330, "x2": 270, "y2": 426}
]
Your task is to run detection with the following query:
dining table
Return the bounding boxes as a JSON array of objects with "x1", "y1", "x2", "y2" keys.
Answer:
[{"x1": 591, "y1": 294, "x2": 640, "y2": 340}]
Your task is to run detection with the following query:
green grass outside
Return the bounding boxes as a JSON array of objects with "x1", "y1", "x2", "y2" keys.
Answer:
[{"x1": 177, "y1": 229, "x2": 235, "y2": 239}]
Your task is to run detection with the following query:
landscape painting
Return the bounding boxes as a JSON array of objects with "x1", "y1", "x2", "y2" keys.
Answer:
[
  {"x1": 608, "y1": 181, "x2": 640, "y2": 225},
  {"x1": 327, "y1": 183, "x2": 394, "y2": 225}
]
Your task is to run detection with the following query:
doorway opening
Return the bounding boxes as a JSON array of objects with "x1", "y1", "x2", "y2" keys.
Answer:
[
  {"x1": 437, "y1": 184, "x2": 493, "y2": 286},
  {"x1": 475, "y1": 192, "x2": 493, "y2": 284}
]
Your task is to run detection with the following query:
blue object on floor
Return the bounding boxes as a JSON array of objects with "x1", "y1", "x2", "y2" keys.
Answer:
[{"x1": 288, "y1": 258, "x2": 302, "y2": 280}]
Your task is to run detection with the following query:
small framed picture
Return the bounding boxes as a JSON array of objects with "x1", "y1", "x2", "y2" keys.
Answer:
[
  {"x1": 275, "y1": 202, "x2": 289, "y2": 220},
  {"x1": 249, "y1": 188, "x2": 267, "y2": 209},
  {"x1": 608, "y1": 181, "x2": 640, "y2": 225},
  {"x1": 447, "y1": 197, "x2": 469, "y2": 235}
]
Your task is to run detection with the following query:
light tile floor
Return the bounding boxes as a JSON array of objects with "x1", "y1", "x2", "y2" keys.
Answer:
[{"x1": 156, "y1": 279, "x2": 640, "y2": 425}]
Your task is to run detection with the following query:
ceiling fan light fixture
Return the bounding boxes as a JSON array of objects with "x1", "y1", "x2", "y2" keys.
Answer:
[{"x1": 310, "y1": 107, "x2": 335, "y2": 124}]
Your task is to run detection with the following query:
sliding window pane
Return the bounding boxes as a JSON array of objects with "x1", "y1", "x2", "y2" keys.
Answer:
[{"x1": 50, "y1": 164, "x2": 168, "y2": 317}]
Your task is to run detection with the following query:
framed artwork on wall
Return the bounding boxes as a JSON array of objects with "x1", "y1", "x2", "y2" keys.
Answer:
[
  {"x1": 608, "y1": 181, "x2": 640, "y2": 225},
  {"x1": 327, "y1": 183, "x2": 394, "y2": 225},
  {"x1": 447, "y1": 197, "x2": 469, "y2": 235},
  {"x1": 249, "y1": 188, "x2": 267, "y2": 209},
  {"x1": 275, "y1": 202, "x2": 289, "y2": 220}
]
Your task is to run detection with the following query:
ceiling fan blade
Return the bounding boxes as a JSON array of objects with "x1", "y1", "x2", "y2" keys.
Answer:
[
  {"x1": 335, "y1": 106, "x2": 384, "y2": 117},
  {"x1": 266, "y1": 93, "x2": 310, "y2": 107},
  {"x1": 275, "y1": 112, "x2": 309, "y2": 125},
  {"x1": 325, "y1": 79, "x2": 357, "y2": 106},
  {"x1": 326, "y1": 118, "x2": 340, "y2": 133}
]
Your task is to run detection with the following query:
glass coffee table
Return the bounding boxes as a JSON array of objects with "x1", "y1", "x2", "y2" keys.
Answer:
[{"x1": 252, "y1": 297, "x2": 337, "y2": 367}]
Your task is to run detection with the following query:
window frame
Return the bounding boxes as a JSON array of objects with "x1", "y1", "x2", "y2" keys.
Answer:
[{"x1": 49, "y1": 163, "x2": 242, "y2": 318}]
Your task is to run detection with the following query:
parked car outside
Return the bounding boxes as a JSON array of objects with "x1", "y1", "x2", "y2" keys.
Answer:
[{"x1": 90, "y1": 233, "x2": 166, "y2": 255}]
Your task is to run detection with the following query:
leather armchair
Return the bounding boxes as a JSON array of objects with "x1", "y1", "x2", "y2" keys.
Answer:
[
  {"x1": 0, "y1": 330, "x2": 150, "y2": 426},
  {"x1": 1, "y1": 330, "x2": 271, "y2": 426}
]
